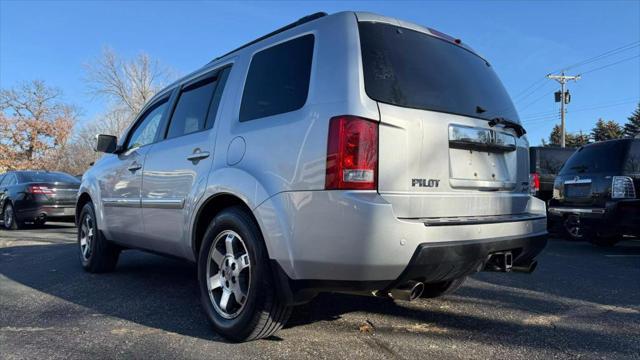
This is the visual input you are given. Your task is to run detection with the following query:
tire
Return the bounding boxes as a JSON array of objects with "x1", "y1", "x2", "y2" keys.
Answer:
[
  {"x1": 34, "y1": 219, "x2": 46, "y2": 227},
  {"x1": 420, "y1": 277, "x2": 466, "y2": 299},
  {"x1": 562, "y1": 215, "x2": 584, "y2": 241},
  {"x1": 78, "y1": 202, "x2": 120, "y2": 273},
  {"x1": 198, "y1": 206, "x2": 292, "y2": 342},
  {"x1": 587, "y1": 232, "x2": 621, "y2": 247},
  {"x1": 3, "y1": 202, "x2": 21, "y2": 230}
]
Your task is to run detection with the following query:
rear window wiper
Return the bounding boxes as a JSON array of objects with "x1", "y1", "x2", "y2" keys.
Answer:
[{"x1": 488, "y1": 117, "x2": 526, "y2": 138}]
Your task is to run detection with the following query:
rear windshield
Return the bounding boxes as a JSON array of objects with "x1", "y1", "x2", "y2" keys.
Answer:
[
  {"x1": 531, "y1": 148, "x2": 575, "y2": 175},
  {"x1": 560, "y1": 141, "x2": 630, "y2": 175},
  {"x1": 17, "y1": 171, "x2": 80, "y2": 184},
  {"x1": 358, "y1": 22, "x2": 519, "y2": 122}
]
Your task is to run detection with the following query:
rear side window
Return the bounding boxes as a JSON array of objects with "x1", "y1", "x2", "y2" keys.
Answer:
[
  {"x1": 166, "y1": 78, "x2": 217, "y2": 139},
  {"x1": 624, "y1": 140, "x2": 640, "y2": 174},
  {"x1": 17, "y1": 172, "x2": 80, "y2": 184},
  {"x1": 359, "y1": 22, "x2": 519, "y2": 122},
  {"x1": 239, "y1": 34, "x2": 314, "y2": 122},
  {"x1": 560, "y1": 141, "x2": 630, "y2": 175}
]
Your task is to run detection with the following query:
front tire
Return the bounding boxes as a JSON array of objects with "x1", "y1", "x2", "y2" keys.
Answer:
[
  {"x1": 3, "y1": 202, "x2": 21, "y2": 230},
  {"x1": 78, "y1": 202, "x2": 120, "y2": 272},
  {"x1": 198, "y1": 206, "x2": 291, "y2": 342},
  {"x1": 420, "y1": 277, "x2": 466, "y2": 298}
]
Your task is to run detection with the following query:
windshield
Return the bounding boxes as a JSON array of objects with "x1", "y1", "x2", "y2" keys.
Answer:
[
  {"x1": 560, "y1": 141, "x2": 630, "y2": 175},
  {"x1": 358, "y1": 22, "x2": 519, "y2": 122},
  {"x1": 17, "y1": 171, "x2": 80, "y2": 184}
]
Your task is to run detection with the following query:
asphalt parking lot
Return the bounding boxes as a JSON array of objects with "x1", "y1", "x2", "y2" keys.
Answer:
[{"x1": 1, "y1": 223, "x2": 639, "y2": 360}]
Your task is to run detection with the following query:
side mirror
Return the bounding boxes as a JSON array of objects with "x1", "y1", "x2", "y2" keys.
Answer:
[{"x1": 95, "y1": 134, "x2": 119, "y2": 153}]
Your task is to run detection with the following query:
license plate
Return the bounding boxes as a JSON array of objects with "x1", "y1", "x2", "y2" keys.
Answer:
[{"x1": 565, "y1": 183, "x2": 591, "y2": 198}]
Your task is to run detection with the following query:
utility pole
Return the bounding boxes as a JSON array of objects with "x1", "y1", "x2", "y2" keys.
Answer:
[{"x1": 547, "y1": 72, "x2": 580, "y2": 147}]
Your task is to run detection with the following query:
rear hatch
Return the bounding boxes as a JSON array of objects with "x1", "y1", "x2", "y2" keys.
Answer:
[
  {"x1": 358, "y1": 20, "x2": 531, "y2": 219},
  {"x1": 553, "y1": 140, "x2": 631, "y2": 207}
]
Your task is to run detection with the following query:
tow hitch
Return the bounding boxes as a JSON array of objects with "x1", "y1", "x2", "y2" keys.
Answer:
[{"x1": 485, "y1": 251, "x2": 513, "y2": 272}]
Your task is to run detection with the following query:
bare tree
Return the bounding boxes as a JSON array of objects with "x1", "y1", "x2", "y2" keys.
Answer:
[
  {"x1": 85, "y1": 47, "x2": 171, "y2": 117},
  {"x1": 0, "y1": 80, "x2": 77, "y2": 172}
]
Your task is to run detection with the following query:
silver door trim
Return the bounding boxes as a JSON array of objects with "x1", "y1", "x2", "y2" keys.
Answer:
[
  {"x1": 102, "y1": 198, "x2": 141, "y2": 208},
  {"x1": 140, "y1": 198, "x2": 185, "y2": 209}
]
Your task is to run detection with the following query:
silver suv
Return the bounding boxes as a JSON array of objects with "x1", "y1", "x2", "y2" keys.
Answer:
[{"x1": 77, "y1": 11, "x2": 547, "y2": 341}]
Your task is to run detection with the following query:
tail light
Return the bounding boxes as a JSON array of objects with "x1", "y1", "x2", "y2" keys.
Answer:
[
  {"x1": 28, "y1": 185, "x2": 54, "y2": 195},
  {"x1": 529, "y1": 173, "x2": 540, "y2": 195},
  {"x1": 612, "y1": 176, "x2": 636, "y2": 199},
  {"x1": 325, "y1": 116, "x2": 378, "y2": 190}
]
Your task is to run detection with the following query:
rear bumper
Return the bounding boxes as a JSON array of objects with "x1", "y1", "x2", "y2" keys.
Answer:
[
  {"x1": 16, "y1": 204, "x2": 75, "y2": 221},
  {"x1": 548, "y1": 200, "x2": 640, "y2": 234},
  {"x1": 256, "y1": 190, "x2": 548, "y2": 285}
]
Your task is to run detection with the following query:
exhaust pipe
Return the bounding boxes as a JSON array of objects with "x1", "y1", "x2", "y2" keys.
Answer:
[
  {"x1": 389, "y1": 280, "x2": 424, "y2": 301},
  {"x1": 484, "y1": 251, "x2": 513, "y2": 272},
  {"x1": 512, "y1": 260, "x2": 538, "y2": 274}
]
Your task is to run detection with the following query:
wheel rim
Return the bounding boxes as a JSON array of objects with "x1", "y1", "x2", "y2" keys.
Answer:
[
  {"x1": 4, "y1": 205, "x2": 13, "y2": 228},
  {"x1": 206, "y1": 230, "x2": 251, "y2": 319},
  {"x1": 79, "y1": 214, "x2": 95, "y2": 260},
  {"x1": 565, "y1": 216, "x2": 583, "y2": 239}
]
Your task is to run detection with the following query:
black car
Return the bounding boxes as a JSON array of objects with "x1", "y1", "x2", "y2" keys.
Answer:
[
  {"x1": 548, "y1": 139, "x2": 640, "y2": 246},
  {"x1": 529, "y1": 146, "x2": 576, "y2": 201},
  {"x1": 0, "y1": 170, "x2": 80, "y2": 230}
]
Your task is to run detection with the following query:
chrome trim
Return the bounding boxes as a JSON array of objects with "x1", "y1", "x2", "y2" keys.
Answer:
[
  {"x1": 140, "y1": 198, "x2": 185, "y2": 209},
  {"x1": 548, "y1": 207, "x2": 605, "y2": 215},
  {"x1": 414, "y1": 213, "x2": 546, "y2": 227},
  {"x1": 449, "y1": 179, "x2": 516, "y2": 190},
  {"x1": 448, "y1": 124, "x2": 516, "y2": 152},
  {"x1": 102, "y1": 198, "x2": 141, "y2": 208},
  {"x1": 564, "y1": 178, "x2": 592, "y2": 185}
]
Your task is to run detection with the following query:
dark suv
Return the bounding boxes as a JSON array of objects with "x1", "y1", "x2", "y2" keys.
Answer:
[
  {"x1": 548, "y1": 139, "x2": 640, "y2": 246},
  {"x1": 529, "y1": 146, "x2": 576, "y2": 201}
]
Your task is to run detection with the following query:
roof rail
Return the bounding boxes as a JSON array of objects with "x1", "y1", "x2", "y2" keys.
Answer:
[{"x1": 210, "y1": 12, "x2": 327, "y2": 63}]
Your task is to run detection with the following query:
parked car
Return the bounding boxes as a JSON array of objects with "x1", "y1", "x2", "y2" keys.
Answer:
[
  {"x1": 76, "y1": 11, "x2": 547, "y2": 341},
  {"x1": 529, "y1": 146, "x2": 576, "y2": 201},
  {"x1": 0, "y1": 170, "x2": 80, "y2": 229},
  {"x1": 549, "y1": 139, "x2": 640, "y2": 246}
]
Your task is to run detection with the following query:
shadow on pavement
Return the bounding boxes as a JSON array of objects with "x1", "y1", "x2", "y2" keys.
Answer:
[{"x1": 0, "y1": 240, "x2": 638, "y2": 356}]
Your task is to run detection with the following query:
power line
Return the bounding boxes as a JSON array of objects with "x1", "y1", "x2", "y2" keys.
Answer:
[
  {"x1": 556, "y1": 41, "x2": 639, "y2": 72},
  {"x1": 578, "y1": 54, "x2": 640, "y2": 75},
  {"x1": 522, "y1": 99, "x2": 638, "y2": 124},
  {"x1": 517, "y1": 89, "x2": 557, "y2": 112}
]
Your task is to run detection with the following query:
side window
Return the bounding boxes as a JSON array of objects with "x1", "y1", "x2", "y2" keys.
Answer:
[
  {"x1": 166, "y1": 78, "x2": 218, "y2": 139},
  {"x1": 1, "y1": 173, "x2": 16, "y2": 186},
  {"x1": 0, "y1": 174, "x2": 9, "y2": 187},
  {"x1": 126, "y1": 99, "x2": 168, "y2": 150},
  {"x1": 205, "y1": 67, "x2": 231, "y2": 129},
  {"x1": 624, "y1": 141, "x2": 640, "y2": 174},
  {"x1": 239, "y1": 34, "x2": 314, "y2": 122}
]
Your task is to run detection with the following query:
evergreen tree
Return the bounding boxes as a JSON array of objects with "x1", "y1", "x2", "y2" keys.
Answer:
[
  {"x1": 591, "y1": 118, "x2": 623, "y2": 141},
  {"x1": 623, "y1": 103, "x2": 640, "y2": 138}
]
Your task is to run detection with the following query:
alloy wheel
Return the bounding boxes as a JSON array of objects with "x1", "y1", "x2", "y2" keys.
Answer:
[
  {"x1": 79, "y1": 214, "x2": 95, "y2": 260},
  {"x1": 564, "y1": 215, "x2": 583, "y2": 239},
  {"x1": 206, "y1": 230, "x2": 251, "y2": 319}
]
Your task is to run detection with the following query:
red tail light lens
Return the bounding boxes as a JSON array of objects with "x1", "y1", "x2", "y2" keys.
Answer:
[
  {"x1": 529, "y1": 173, "x2": 540, "y2": 194},
  {"x1": 28, "y1": 185, "x2": 54, "y2": 195},
  {"x1": 325, "y1": 116, "x2": 378, "y2": 190}
]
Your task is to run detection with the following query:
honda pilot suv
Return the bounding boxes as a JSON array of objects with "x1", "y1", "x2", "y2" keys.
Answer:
[
  {"x1": 76, "y1": 12, "x2": 547, "y2": 341},
  {"x1": 549, "y1": 139, "x2": 640, "y2": 246}
]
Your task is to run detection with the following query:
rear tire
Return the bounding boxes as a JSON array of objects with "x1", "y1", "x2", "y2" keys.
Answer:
[
  {"x1": 562, "y1": 215, "x2": 584, "y2": 241},
  {"x1": 3, "y1": 202, "x2": 21, "y2": 230},
  {"x1": 78, "y1": 202, "x2": 120, "y2": 273},
  {"x1": 198, "y1": 206, "x2": 292, "y2": 342},
  {"x1": 420, "y1": 277, "x2": 466, "y2": 298}
]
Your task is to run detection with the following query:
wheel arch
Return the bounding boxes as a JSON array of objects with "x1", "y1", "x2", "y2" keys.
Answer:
[
  {"x1": 191, "y1": 192, "x2": 264, "y2": 260},
  {"x1": 76, "y1": 192, "x2": 93, "y2": 225}
]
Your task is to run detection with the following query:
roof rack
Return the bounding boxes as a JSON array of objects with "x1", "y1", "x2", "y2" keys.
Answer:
[{"x1": 210, "y1": 12, "x2": 327, "y2": 63}]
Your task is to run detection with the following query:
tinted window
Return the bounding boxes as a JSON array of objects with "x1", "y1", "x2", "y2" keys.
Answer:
[
  {"x1": 166, "y1": 78, "x2": 217, "y2": 139},
  {"x1": 240, "y1": 34, "x2": 314, "y2": 122},
  {"x1": 17, "y1": 171, "x2": 80, "y2": 184},
  {"x1": 359, "y1": 22, "x2": 519, "y2": 122},
  {"x1": 206, "y1": 67, "x2": 231, "y2": 129},
  {"x1": 532, "y1": 148, "x2": 575, "y2": 175},
  {"x1": 127, "y1": 99, "x2": 168, "y2": 150},
  {"x1": 560, "y1": 141, "x2": 630, "y2": 175},
  {"x1": 624, "y1": 140, "x2": 640, "y2": 174},
  {"x1": 0, "y1": 173, "x2": 12, "y2": 186}
]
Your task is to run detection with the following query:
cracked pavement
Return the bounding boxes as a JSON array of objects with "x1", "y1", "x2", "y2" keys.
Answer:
[{"x1": 1, "y1": 222, "x2": 639, "y2": 359}]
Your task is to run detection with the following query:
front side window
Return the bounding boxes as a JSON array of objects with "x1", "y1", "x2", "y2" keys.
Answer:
[
  {"x1": 126, "y1": 99, "x2": 168, "y2": 150},
  {"x1": 166, "y1": 78, "x2": 218, "y2": 139},
  {"x1": 239, "y1": 34, "x2": 314, "y2": 122}
]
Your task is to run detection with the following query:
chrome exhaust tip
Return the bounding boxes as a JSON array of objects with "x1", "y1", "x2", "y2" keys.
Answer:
[
  {"x1": 512, "y1": 260, "x2": 538, "y2": 274},
  {"x1": 389, "y1": 280, "x2": 424, "y2": 301}
]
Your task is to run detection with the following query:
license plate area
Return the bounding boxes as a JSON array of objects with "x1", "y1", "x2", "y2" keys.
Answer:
[{"x1": 564, "y1": 183, "x2": 592, "y2": 198}]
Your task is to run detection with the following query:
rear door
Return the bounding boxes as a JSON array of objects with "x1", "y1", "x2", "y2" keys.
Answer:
[
  {"x1": 140, "y1": 66, "x2": 230, "y2": 255},
  {"x1": 358, "y1": 20, "x2": 530, "y2": 219}
]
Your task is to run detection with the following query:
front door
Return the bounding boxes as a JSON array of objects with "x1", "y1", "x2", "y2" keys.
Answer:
[{"x1": 99, "y1": 97, "x2": 170, "y2": 244}]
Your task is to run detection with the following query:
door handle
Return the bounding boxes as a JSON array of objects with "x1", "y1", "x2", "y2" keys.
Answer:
[
  {"x1": 186, "y1": 151, "x2": 210, "y2": 162},
  {"x1": 127, "y1": 163, "x2": 142, "y2": 172}
]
